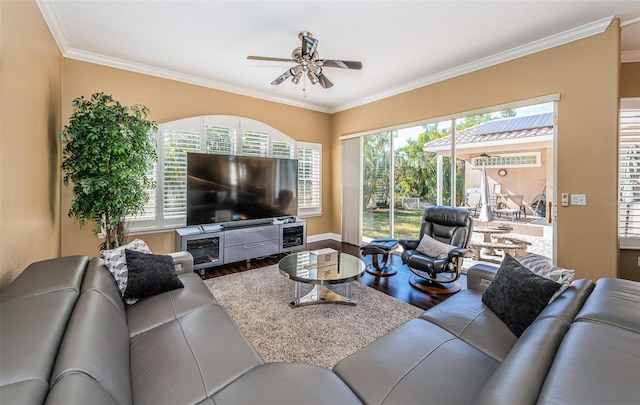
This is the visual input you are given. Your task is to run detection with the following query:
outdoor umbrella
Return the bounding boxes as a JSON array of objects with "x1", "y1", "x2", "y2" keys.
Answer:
[{"x1": 478, "y1": 164, "x2": 494, "y2": 223}]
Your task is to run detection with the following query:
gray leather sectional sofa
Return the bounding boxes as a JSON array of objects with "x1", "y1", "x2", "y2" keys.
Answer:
[{"x1": 1, "y1": 254, "x2": 639, "y2": 404}]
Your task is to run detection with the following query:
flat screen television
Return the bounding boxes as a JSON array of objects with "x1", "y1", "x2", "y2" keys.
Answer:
[{"x1": 186, "y1": 153, "x2": 298, "y2": 227}]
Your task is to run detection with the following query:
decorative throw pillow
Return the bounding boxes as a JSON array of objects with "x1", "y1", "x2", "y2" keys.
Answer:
[
  {"x1": 416, "y1": 234, "x2": 456, "y2": 259},
  {"x1": 517, "y1": 253, "x2": 575, "y2": 302},
  {"x1": 123, "y1": 249, "x2": 184, "y2": 303},
  {"x1": 101, "y1": 239, "x2": 151, "y2": 302},
  {"x1": 482, "y1": 254, "x2": 561, "y2": 337}
]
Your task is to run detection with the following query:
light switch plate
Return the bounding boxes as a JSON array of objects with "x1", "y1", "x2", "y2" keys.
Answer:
[{"x1": 571, "y1": 194, "x2": 587, "y2": 205}]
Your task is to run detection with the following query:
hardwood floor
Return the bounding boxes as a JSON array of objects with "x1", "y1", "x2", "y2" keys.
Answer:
[{"x1": 200, "y1": 239, "x2": 466, "y2": 310}]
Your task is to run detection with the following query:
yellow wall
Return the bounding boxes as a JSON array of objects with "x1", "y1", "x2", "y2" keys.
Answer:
[
  {"x1": 331, "y1": 22, "x2": 621, "y2": 282},
  {"x1": 620, "y1": 62, "x2": 640, "y2": 98},
  {"x1": 0, "y1": 0, "x2": 62, "y2": 290},
  {"x1": 60, "y1": 60, "x2": 332, "y2": 258}
]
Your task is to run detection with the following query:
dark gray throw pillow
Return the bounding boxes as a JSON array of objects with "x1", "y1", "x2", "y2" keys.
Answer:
[
  {"x1": 482, "y1": 254, "x2": 560, "y2": 337},
  {"x1": 124, "y1": 249, "x2": 184, "y2": 302}
]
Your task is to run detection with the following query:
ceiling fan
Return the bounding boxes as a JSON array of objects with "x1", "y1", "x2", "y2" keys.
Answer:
[{"x1": 247, "y1": 31, "x2": 362, "y2": 89}]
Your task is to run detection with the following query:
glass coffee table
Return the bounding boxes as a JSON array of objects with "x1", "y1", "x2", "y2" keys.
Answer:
[{"x1": 278, "y1": 249, "x2": 365, "y2": 308}]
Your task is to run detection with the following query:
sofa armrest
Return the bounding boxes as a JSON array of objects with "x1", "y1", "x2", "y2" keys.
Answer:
[
  {"x1": 467, "y1": 264, "x2": 498, "y2": 292},
  {"x1": 167, "y1": 251, "x2": 194, "y2": 275}
]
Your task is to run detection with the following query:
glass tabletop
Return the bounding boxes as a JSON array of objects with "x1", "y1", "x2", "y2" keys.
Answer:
[{"x1": 278, "y1": 249, "x2": 365, "y2": 284}]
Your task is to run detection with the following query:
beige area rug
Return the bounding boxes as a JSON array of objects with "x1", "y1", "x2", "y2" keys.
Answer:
[{"x1": 204, "y1": 265, "x2": 424, "y2": 369}]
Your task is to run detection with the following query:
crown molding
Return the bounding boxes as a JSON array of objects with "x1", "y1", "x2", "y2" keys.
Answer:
[
  {"x1": 330, "y1": 16, "x2": 614, "y2": 113},
  {"x1": 62, "y1": 49, "x2": 332, "y2": 113},
  {"x1": 622, "y1": 51, "x2": 640, "y2": 63},
  {"x1": 36, "y1": 0, "x2": 70, "y2": 54},
  {"x1": 37, "y1": 0, "x2": 616, "y2": 115}
]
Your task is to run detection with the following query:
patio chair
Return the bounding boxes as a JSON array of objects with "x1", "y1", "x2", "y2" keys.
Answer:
[
  {"x1": 495, "y1": 194, "x2": 526, "y2": 220},
  {"x1": 464, "y1": 193, "x2": 481, "y2": 216}
]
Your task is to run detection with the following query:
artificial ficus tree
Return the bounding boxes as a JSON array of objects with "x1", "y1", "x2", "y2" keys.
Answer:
[{"x1": 61, "y1": 92, "x2": 158, "y2": 250}]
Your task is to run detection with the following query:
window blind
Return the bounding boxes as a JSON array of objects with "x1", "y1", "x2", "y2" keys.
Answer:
[
  {"x1": 242, "y1": 130, "x2": 269, "y2": 157},
  {"x1": 163, "y1": 129, "x2": 200, "y2": 219},
  {"x1": 272, "y1": 141, "x2": 295, "y2": 159},
  {"x1": 205, "y1": 125, "x2": 236, "y2": 155},
  {"x1": 298, "y1": 143, "x2": 322, "y2": 215},
  {"x1": 619, "y1": 99, "x2": 640, "y2": 243}
]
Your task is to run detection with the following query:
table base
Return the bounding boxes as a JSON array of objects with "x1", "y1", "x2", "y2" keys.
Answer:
[{"x1": 290, "y1": 282, "x2": 356, "y2": 308}]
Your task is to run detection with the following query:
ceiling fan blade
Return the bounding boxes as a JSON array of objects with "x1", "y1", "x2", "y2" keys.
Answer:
[
  {"x1": 247, "y1": 56, "x2": 295, "y2": 63},
  {"x1": 270, "y1": 68, "x2": 295, "y2": 85},
  {"x1": 301, "y1": 35, "x2": 318, "y2": 57},
  {"x1": 318, "y1": 73, "x2": 333, "y2": 89},
  {"x1": 318, "y1": 60, "x2": 362, "y2": 70}
]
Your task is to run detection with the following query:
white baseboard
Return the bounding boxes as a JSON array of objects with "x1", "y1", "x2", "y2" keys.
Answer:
[{"x1": 307, "y1": 233, "x2": 342, "y2": 243}]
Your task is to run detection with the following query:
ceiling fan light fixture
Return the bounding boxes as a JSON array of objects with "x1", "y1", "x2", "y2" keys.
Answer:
[
  {"x1": 307, "y1": 70, "x2": 319, "y2": 85},
  {"x1": 292, "y1": 70, "x2": 303, "y2": 85}
]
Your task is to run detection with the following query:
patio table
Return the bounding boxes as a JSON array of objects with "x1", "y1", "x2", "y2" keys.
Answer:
[{"x1": 473, "y1": 227, "x2": 510, "y2": 243}]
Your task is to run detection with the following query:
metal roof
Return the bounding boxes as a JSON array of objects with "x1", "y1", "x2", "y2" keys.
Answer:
[
  {"x1": 475, "y1": 113, "x2": 553, "y2": 135},
  {"x1": 424, "y1": 113, "x2": 554, "y2": 150}
]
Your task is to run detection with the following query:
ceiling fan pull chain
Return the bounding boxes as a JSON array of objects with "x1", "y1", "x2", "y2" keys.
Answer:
[{"x1": 303, "y1": 75, "x2": 307, "y2": 99}]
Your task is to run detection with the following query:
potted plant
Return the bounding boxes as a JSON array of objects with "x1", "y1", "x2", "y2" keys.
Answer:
[{"x1": 61, "y1": 92, "x2": 158, "y2": 250}]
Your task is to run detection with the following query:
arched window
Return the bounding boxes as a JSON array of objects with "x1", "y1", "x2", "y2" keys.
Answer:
[{"x1": 129, "y1": 115, "x2": 321, "y2": 232}]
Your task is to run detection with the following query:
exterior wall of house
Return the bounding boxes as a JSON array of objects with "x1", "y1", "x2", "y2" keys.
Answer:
[
  {"x1": 464, "y1": 149, "x2": 549, "y2": 210},
  {"x1": 331, "y1": 22, "x2": 621, "y2": 282},
  {"x1": 619, "y1": 61, "x2": 640, "y2": 282},
  {"x1": 0, "y1": 0, "x2": 63, "y2": 290},
  {"x1": 59, "y1": 60, "x2": 333, "y2": 258}
]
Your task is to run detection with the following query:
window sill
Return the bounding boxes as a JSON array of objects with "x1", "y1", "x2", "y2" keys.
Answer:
[{"x1": 620, "y1": 237, "x2": 640, "y2": 250}]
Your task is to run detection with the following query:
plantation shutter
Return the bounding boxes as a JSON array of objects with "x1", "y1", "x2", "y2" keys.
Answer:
[
  {"x1": 205, "y1": 125, "x2": 236, "y2": 155},
  {"x1": 298, "y1": 143, "x2": 322, "y2": 216},
  {"x1": 619, "y1": 99, "x2": 640, "y2": 247},
  {"x1": 272, "y1": 141, "x2": 295, "y2": 159},
  {"x1": 124, "y1": 132, "x2": 157, "y2": 226},
  {"x1": 242, "y1": 130, "x2": 269, "y2": 157},
  {"x1": 163, "y1": 129, "x2": 200, "y2": 220}
]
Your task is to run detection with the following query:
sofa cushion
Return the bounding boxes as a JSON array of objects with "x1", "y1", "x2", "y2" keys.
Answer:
[
  {"x1": 50, "y1": 290, "x2": 132, "y2": 405},
  {"x1": 212, "y1": 363, "x2": 362, "y2": 405},
  {"x1": 101, "y1": 239, "x2": 151, "y2": 301},
  {"x1": 124, "y1": 249, "x2": 184, "y2": 303},
  {"x1": 574, "y1": 277, "x2": 640, "y2": 333},
  {"x1": 533, "y1": 278, "x2": 595, "y2": 326},
  {"x1": 333, "y1": 318, "x2": 499, "y2": 405},
  {"x1": 537, "y1": 321, "x2": 640, "y2": 404},
  {"x1": 0, "y1": 255, "x2": 87, "y2": 303},
  {"x1": 419, "y1": 289, "x2": 517, "y2": 362},
  {"x1": 129, "y1": 303, "x2": 263, "y2": 404},
  {"x1": 127, "y1": 272, "x2": 218, "y2": 337},
  {"x1": 45, "y1": 373, "x2": 119, "y2": 405},
  {"x1": 0, "y1": 291, "x2": 79, "y2": 404},
  {"x1": 517, "y1": 253, "x2": 575, "y2": 302},
  {"x1": 482, "y1": 254, "x2": 560, "y2": 337},
  {"x1": 82, "y1": 258, "x2": 126, "y2": 317},
  {"x1": 474, "y1": 317, "x2": 570, "y2": 405}
]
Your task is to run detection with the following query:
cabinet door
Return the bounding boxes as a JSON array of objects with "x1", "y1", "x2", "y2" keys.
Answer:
[
  {"x1": 224, "y1": 239, "x2": 280, "y2": 263},
  {"x1": 225, "y1": 225, "x2": 278, "y2": 246},
  {"x1": 184, "y1": 234, "x2": 225, "y2": 270}
]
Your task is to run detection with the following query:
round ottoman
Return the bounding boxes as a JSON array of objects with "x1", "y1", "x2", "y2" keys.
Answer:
[{"x1": 359, "y1": 238, "x2": 398, "y2": 276}]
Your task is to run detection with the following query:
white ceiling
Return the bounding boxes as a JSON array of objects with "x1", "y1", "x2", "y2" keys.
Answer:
[{"x1": 38, "y1": 1, "x2": 640, "y2": 113}]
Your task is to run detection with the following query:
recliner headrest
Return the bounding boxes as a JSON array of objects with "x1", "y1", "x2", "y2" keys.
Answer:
[{"x1": 423, "y1": 206, "x2": 470, "y2": 227}]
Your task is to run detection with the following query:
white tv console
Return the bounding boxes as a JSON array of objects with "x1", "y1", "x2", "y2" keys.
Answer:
[{"x1": 175, "y1": 219, "x2": 307, "y2": 275}]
